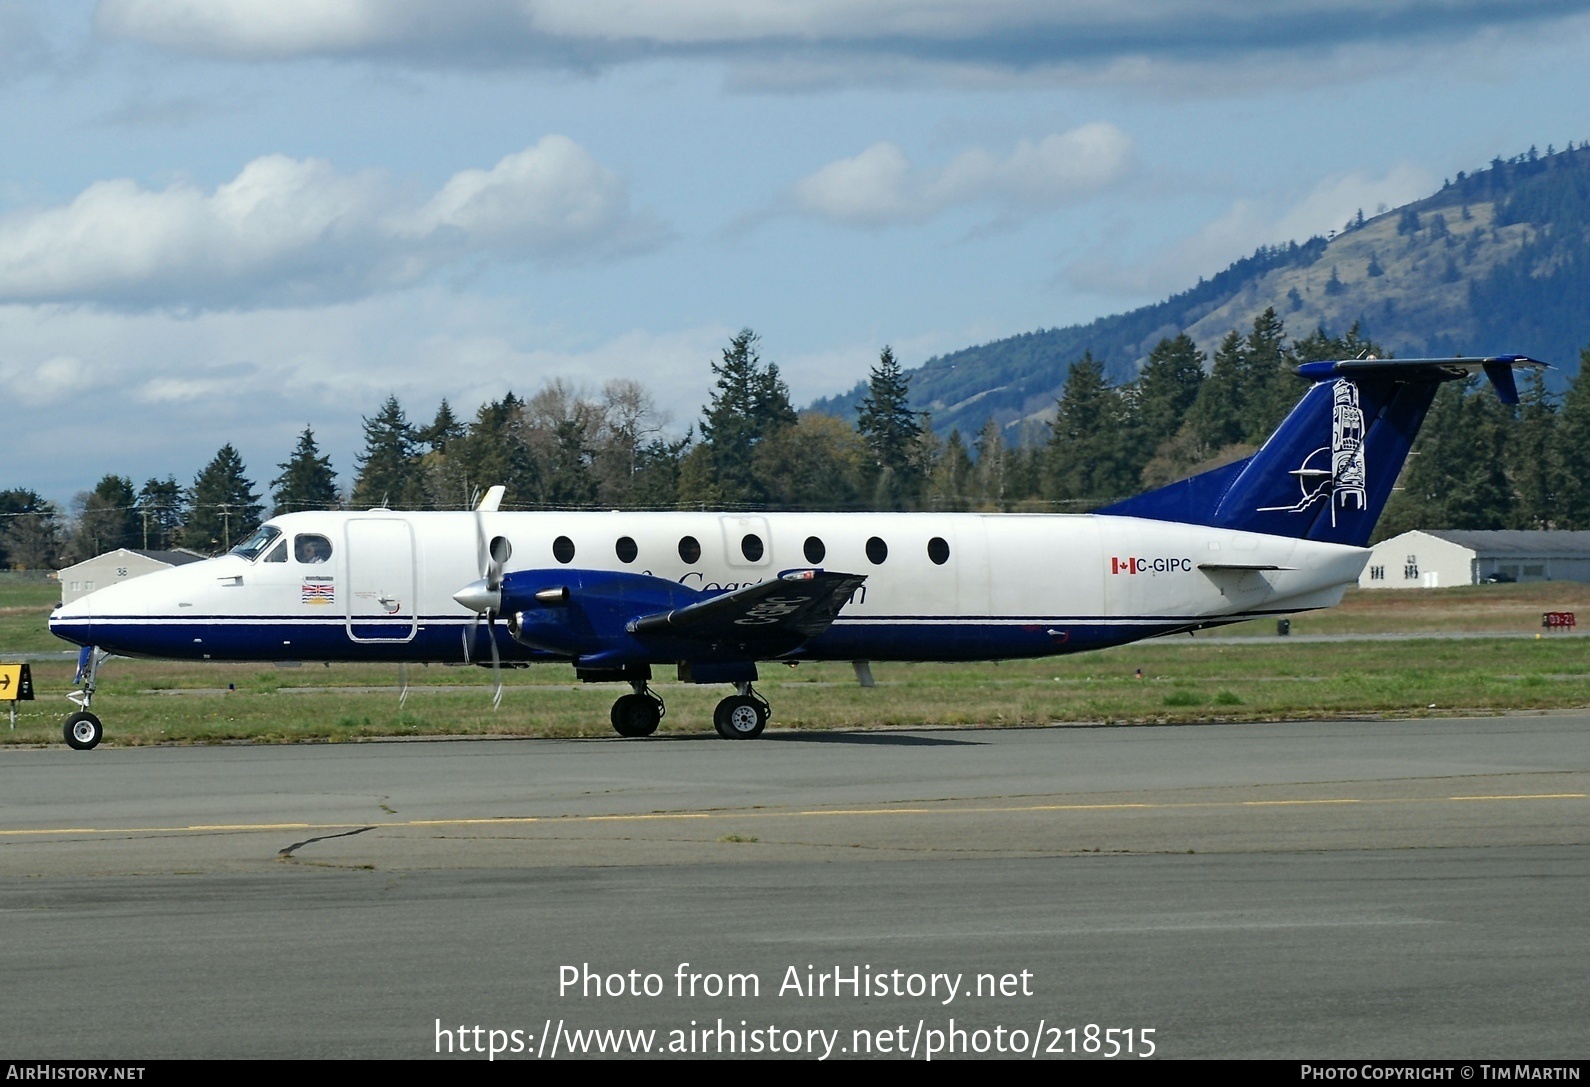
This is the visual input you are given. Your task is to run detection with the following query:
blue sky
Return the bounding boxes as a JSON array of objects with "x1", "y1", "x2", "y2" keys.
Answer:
[{"x1": 4, "y1": 1, "x2": 1590, "y2": 502}]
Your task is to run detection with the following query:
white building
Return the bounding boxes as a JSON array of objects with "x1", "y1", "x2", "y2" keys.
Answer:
[
  {"x1": 56, "y1": 548, "x2": 207, "y2": 604},
  {"x1": 1359, "y1": 530, "x2": 1590, "y2": 589}
]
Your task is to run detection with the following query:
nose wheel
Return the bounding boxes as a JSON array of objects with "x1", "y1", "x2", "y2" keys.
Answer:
[
  {"x1": 713, "y1": 687, "x2": 770, "y2": 739},
  {"x1": 64, "y1": 711, "x2": 103, "y2": 751}
]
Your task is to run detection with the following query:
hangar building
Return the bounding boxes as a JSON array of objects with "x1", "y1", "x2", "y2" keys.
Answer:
[
  {"x1": 1359, "y1": 530, "x2": 1590, "y2": 589},
  {"x1": 57, "y1": 548, "x2": 207, "y2": 604}
]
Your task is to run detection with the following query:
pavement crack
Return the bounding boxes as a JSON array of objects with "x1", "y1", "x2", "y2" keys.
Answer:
[{"x1": 278, "y1": 825, "x2": 376, "y2": 860}]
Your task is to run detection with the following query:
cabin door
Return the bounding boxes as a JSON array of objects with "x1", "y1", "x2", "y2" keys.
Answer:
[{"x1": 343, "y1": 518, "x2": 418, "y2": 643}]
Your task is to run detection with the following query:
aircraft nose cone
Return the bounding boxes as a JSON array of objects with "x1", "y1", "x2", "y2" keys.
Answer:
[{"x1": 453, "y1": 579, "x2": 501, "y2": 614}]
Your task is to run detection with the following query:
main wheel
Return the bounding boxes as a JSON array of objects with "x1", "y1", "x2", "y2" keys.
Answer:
[
  {"x1": 610, "y1": 694, "x2": 661, "y2": 738},
  {"x1": 63, "y1": 711, "x2": 103, "y2": 751},
  {"x1": 712, "y1": 695, "x2": 767, "y2": 739}
]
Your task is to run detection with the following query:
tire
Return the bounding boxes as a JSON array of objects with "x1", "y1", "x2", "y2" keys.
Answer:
[
  {"x1": 712, "y1": 695, "x2": 766, "y2": 739},
  {"x1": 610, "y1": 694, "x2": 661, "y2": 738},
  {"x1": 64, "y1": 711, "x2": 103, "y2": 751}
]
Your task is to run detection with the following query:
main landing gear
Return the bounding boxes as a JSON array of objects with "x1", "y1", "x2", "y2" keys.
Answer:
[
  {"x1": 602, "y1": 673, "x2": 771, "y2": 740},
  {"x1": 63, "y1": 647, "x2": 108, "y2": 750},
  {"x1": 713, "y1": 684, "x2": 770, "y2": 740},
  {"x1": 610, "y1": 679, "x2": 665, "y2": 738}
]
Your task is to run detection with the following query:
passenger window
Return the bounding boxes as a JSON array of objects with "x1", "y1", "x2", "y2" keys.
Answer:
[
  {"x1": 294, "y1": 534, "x2": 333, "y2": 564},
  {"x1": 678, "y1": 535, "x2": 701, "y2": 564},
  {"x1": 866, "y1": 537, "x2": 888, "y2": 565},
  {"x1": 927, "y1": 537, "x2": 950, "y2": 565},
  {"x1": 265, "y1": 540, "x2": 288, "y2": 563},
  {"x1": 804, "y1": 536, "x2": 825, "y2": 564},
  {"x1": 741, "y1": 534, "x2": 764, "y2": 562},
  {"x1": 553, "y1": 536, "x2": 576, "y2": 564},
  {"x1": 615, "y1": 536, "x2": 638, "y2": 563}
]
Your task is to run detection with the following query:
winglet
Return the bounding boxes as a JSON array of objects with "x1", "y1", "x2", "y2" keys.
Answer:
[{"x1": 476, "y1": 485, "x2": 506, "y2": 512}]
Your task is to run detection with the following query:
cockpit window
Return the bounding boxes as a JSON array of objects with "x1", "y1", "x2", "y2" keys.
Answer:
[
  {"x1": 264, "y1": 540, "x2": 288, "y2": 563},
  {"x1": 295, "y1": 534, "x2": 333, "y2": 564},
  {"x1": 230, "y1": 525, "x2": 281, "y2": 562}
]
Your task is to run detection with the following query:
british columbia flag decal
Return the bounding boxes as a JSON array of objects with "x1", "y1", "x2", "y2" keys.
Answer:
[{"x1": 301, "y1": 577, "x2": 335, "y2": 605}]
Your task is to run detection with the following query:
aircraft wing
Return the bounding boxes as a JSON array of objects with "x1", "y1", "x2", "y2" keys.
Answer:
[{"x1": 628, "y1": 569, "x2": 866, "y2": 645}]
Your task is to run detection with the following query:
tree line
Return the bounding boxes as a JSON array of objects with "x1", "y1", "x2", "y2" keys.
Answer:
[{"x1": 3, "y1": 314, "x2": 1586, "y2": 569}]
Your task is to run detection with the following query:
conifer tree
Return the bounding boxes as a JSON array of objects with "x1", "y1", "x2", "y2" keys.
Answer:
[
  {"x1": 352, "y1": 396, "x2": 426, "y2": 509},
  {"x1": 418, "y1": 400, "x2": 465, "y2": 454},
  {"x1": 73, "y1": 475, "x2": 139, "y2": 558},
  {"x1": 1045, "y1": 352, "x2": 1130, "y2": 505},
  {"x1": 271, "y1": 427, "x2": 339, "y2": 515},
  {"x1": 1183, "y1": 330, "x2": 1248, "y2": 451},
  {"x1": 1508, "y1": 369, "x2": 1559, "y2": 530},
  {"x1": 693, "y1": 329, "x2": 796, "y2": 505},
  {"x1": 1553, "y1": 348, "x2": 1590, "y2": 528},
  {"x1": 136, "y1": 478, "x2": 183, "y2": 551},
  {"x1": 0, "y1": 489, "x2": 61, "y2": 569},
  {"x1": 928, "y1": 429, "x2": 974, "y2": 511},
  {"x1": 1240, "y1": 307, "x2": 1296, "y2": 443},
  {"x1": 1125, "y1": 334, "x2": 1206, "y2": 483},
  {"x1": 857, "y1": 346, "x2": 926, "y2": 508},
  {"x1": 1375, "y1": 381, "x2": 1514, "y2": 539},
  {"x1": 187, "y1": 445, "x2": 262, "y2": 553},
  {"x1": 973, "y1": 418, "x2": 1008, "y2": 510}
]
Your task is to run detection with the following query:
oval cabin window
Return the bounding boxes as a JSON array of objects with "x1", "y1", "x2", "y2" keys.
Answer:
[
  {"x1": 678, "y1": 535, "x2": 701, "y2": 564},
  {"x1": 927, "y1": 537, "x2": 950, "y2": 565},
  {"x1": 804, "y1": 536, "x2": 825, "y2": 564},
  {"x1": 866, "y1": 536, "x2": 888, "y2": 565},
  {"x1": 741, "y1": 534, "x2": 764, "y2": 562},
  {"x1": 552, "y1": 536, "x2": 576, "y2": 564},
  {"x1": 615, "y1": 536, "x2": 638, "y2": 563}
]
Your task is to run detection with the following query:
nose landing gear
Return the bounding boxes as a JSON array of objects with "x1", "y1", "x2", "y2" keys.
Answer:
[{"x1": 63, "y1": 647, "x2": 109, "y2": 750}]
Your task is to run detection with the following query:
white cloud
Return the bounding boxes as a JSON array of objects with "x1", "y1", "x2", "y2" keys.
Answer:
[
  {"x1": 792, "y1": 142, "x2": 918, "y2": 227},
  {"x1": 93, "y1": 0, "x2": 1590, "y2": 87},
  {"x1": 401, "y1": 137, "x2": 661, "y2": 261},
  {"x1": 0, "y1": 137, "x2": 665, "y2": 309},
  {"x1": 0, "y1": 293, "x2": 730, "y2": 500},
  {"x1": 791, "y1": 123, "x2": 1132, "y2": 228},
  {"x1": 1065, "y1": 162, "x2": 1435, "y2": 299}
]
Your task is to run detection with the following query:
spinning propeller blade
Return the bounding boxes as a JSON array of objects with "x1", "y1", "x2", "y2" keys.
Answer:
[{"x1": 454, "y1": 492, "x2": 512, "y2": 706}]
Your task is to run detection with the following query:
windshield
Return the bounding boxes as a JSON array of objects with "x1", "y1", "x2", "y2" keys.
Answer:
[{"x1": 230, "y1": 525, "x2": 282, "y2": 562}]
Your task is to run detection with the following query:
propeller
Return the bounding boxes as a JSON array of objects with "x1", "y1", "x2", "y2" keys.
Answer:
[{"x1": 455, "y1": 492, "x2": 512, "y2": 708}]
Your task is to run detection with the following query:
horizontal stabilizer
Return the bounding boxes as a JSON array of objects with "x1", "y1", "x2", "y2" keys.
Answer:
[{"x1": 1294, "y1": 355, "x2": 1545, "y2": 404}]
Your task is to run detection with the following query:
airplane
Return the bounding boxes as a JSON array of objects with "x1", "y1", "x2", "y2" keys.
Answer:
[{"x1": 47, "y1": 354, "x2": 1541, "y2": 750}]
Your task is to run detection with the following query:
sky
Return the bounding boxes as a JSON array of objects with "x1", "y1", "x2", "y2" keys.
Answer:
[{"x1": 4, "y1": 0, "x2": 1590, "y2": 504}]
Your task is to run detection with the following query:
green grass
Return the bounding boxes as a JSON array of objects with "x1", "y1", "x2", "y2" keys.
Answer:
[{"x1": 5, "y1": 578, "x2": 1590, "y2": 746}]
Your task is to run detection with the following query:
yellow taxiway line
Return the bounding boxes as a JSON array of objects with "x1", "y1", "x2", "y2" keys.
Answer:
[{"x1": 0, "y1": 792, "x2": 1583, "y2": 838}]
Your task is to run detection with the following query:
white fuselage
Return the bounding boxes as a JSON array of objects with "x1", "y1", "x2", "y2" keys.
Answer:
[{"x1": 49, "y1": 509, "x2": 1369, "y2": 664}]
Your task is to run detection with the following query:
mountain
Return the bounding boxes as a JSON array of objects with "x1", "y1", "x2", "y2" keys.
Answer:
[{"x1": 811, "y1": 144, "x2": 1590, "y2": 438}]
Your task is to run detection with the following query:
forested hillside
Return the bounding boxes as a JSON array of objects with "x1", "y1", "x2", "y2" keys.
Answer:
[{"x1": 813, "y1": 143, "x2": 1590, "y2": 439}]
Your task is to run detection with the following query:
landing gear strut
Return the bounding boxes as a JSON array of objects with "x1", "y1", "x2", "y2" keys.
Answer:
[
  {"x1": 713, "y1": 683, "x2": 770, "y2": 739},
  {"x1": 610, "y1": 679, "x2": 665, "y2": 738},
  {"x1": 63, "y1": 647, "x2": 108, "y2": 750}
]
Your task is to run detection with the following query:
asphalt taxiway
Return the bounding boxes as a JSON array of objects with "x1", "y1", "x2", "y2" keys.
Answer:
[{"x1": 2, "y1": 715, "x2": 1586, "y2": 1059}]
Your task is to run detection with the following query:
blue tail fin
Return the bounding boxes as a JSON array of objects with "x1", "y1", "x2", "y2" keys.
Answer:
[{"x1": 1099, "y1": 355, "x2": 1543, "y2": 546}]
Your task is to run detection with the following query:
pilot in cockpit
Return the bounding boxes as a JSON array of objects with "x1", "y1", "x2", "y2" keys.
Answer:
[{"x1": 295, "y1": 535, "x2": 332, "y2": 564}]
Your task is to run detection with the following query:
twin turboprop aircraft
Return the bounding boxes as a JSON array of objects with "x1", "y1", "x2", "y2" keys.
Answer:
[{"x1": 48, "y1": 355, "x2": 1540, "y2": 749}]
